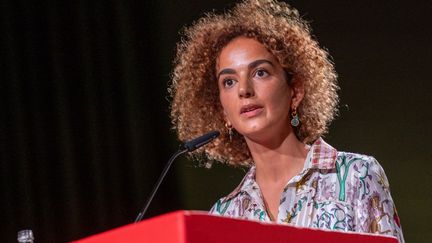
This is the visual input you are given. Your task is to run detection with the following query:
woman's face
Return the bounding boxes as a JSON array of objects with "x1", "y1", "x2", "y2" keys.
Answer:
[{"x1": 216, "y1": 37, "x2": 299, "y2": 143}]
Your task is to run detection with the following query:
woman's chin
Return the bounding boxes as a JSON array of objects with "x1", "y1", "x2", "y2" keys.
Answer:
[{"x1": 240, "y1": 124, "x2": 293, "y2": 144}]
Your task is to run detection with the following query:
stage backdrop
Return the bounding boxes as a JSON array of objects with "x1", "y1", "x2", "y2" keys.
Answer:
[{"x1": 1, "y1": 0, "x2": 431, "y2": 242}]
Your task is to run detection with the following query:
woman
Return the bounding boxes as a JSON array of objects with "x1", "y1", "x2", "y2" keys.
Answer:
[{"x1": 169, "y1": 0, "x2": 404, "y2": 242}]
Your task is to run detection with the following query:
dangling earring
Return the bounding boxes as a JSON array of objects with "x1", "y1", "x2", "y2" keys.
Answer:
[
  {"x1": 291, "y1": 107, "x2": 299, "y2": 127},
  {"x1": 225, "y1": 122, "x2": 233, "y2": 142}
]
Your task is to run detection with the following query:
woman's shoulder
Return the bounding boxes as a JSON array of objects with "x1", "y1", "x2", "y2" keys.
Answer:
[
  {"x1": 335, "y1": 151, "x2": 386, "y2": 177},
  {"x1": 336, "y1": 150, "x2": 376, "y2": 164},
  {"x1": 331, "y1": 150, "x2": 392, "y2": 202}
]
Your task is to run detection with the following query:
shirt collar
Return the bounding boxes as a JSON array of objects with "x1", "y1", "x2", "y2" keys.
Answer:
[
  {"x1": 222, "y1": 137, "x2": 337, "y2": 202},
  {"x1": 308, "y1": 137, "x2": 338, "y2": 170}
]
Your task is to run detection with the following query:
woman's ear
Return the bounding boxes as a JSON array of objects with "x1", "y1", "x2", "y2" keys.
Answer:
[
  {"x1": 291, "y1": 78, "x2": 305, "y2": 108},
  {"x1": 221, "y1": 108, "x2": 231, "y2": 125}
]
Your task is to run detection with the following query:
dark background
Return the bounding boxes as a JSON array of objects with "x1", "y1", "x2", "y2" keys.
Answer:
[{"x1": 1, "y1": 0, "x2": 431, "y2": 242}]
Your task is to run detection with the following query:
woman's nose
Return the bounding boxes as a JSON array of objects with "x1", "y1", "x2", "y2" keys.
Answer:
[{"x1": 238, "y1": 79, "x2": 254, "y2": 98}]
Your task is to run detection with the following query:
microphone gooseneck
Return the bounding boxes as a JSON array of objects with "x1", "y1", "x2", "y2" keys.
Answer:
[{"x1": 134, "y1": 130, "x2": 220, "y2": 223}]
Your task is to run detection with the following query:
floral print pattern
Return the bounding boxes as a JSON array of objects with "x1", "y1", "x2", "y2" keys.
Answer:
[{"x1": 209, "y1": 138, "x2": 404, "y2": 243}]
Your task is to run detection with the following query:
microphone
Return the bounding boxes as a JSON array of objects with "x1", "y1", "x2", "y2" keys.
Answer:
[
  {"x1": 183, "y1": 130, "x2": 220, "y2": 152},
  {"x1": 134, "y1": 130, "x2": 220, "y2": 223}
]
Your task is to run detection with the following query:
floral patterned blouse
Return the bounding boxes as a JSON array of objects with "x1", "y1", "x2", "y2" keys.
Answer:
[{"x1": 209, "y1": 138, "x2": 404, "y2": 243}]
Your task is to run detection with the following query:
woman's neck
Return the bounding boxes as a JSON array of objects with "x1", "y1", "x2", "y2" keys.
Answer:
[{"x1": 245, "y1": 132, "x2": 308, "y2": 184}]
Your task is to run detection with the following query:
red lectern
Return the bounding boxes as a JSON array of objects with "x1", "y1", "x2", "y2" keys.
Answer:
[{"x1": 73, "y1": 211, "x2": 397, "y2": 243}]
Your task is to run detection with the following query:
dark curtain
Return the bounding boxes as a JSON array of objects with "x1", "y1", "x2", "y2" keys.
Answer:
[
  {"x1": 0, "y1": 1, "x2": 183, "y2": 241},
  {"x1": 1, "y1": 0, "x2": 431, "y2": 242}
]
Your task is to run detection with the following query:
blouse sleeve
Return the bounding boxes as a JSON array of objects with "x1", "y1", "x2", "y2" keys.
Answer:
[
  {"x1": 208, "y1": 197, "x2": 232, "y2": 216},
  {"x1": 356, "y1": 157, "x2": 405, "y2": 243},
  {"x1": 208, "y1": 200, "x2": 220, "y2": 215}
]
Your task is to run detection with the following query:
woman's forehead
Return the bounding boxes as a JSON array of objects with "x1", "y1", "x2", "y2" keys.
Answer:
[{"x1": 216, "y1": 37, "x2": 278, "y2": 71}]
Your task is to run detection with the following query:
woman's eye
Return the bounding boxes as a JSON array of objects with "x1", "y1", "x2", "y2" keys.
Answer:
[
  {"x1": 223, "y1": 78, "x2": 236, "y2": 87},
  {"x1": 255, "y1": 69, "x2": 269, "y2": 78}
]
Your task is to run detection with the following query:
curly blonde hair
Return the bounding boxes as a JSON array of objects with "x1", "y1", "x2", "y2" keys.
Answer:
[{"x1": 169, "y1": 0, "x2": 339, "y2": 166}]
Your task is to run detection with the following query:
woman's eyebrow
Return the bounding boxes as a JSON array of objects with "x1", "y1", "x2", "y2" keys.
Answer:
[
  {"x1": 248, "y1": 59, "x2": 274, "y2": 69},
  {"x1": 217, "y1": 68, "x2": 236, "y2": 80},
  {"x1": 217, "y1": 59, "x2": 274, "y2": 79}
]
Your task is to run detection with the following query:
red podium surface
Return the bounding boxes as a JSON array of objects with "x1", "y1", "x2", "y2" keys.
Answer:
[{"x1": 73, "y1": 211, "x2": 397, "y2": 243}]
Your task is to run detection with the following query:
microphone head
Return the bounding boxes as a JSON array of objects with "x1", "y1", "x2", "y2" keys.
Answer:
[{"x1": 184, "y1": 131, "x2": 220, "y2": 152}]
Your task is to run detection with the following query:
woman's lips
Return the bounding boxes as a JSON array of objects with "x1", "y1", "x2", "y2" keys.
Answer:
[{"x1": 240, "y1": 104, "x2": 263, "y2": 118}]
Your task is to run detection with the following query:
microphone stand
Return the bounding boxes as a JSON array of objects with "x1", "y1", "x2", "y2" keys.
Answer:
[
  {"x1": 134, "y1": 130, "x2": 219, "y2": 223},
  {"x1": 134, "y1": 147, "x2": 188, "y2": 223}
]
